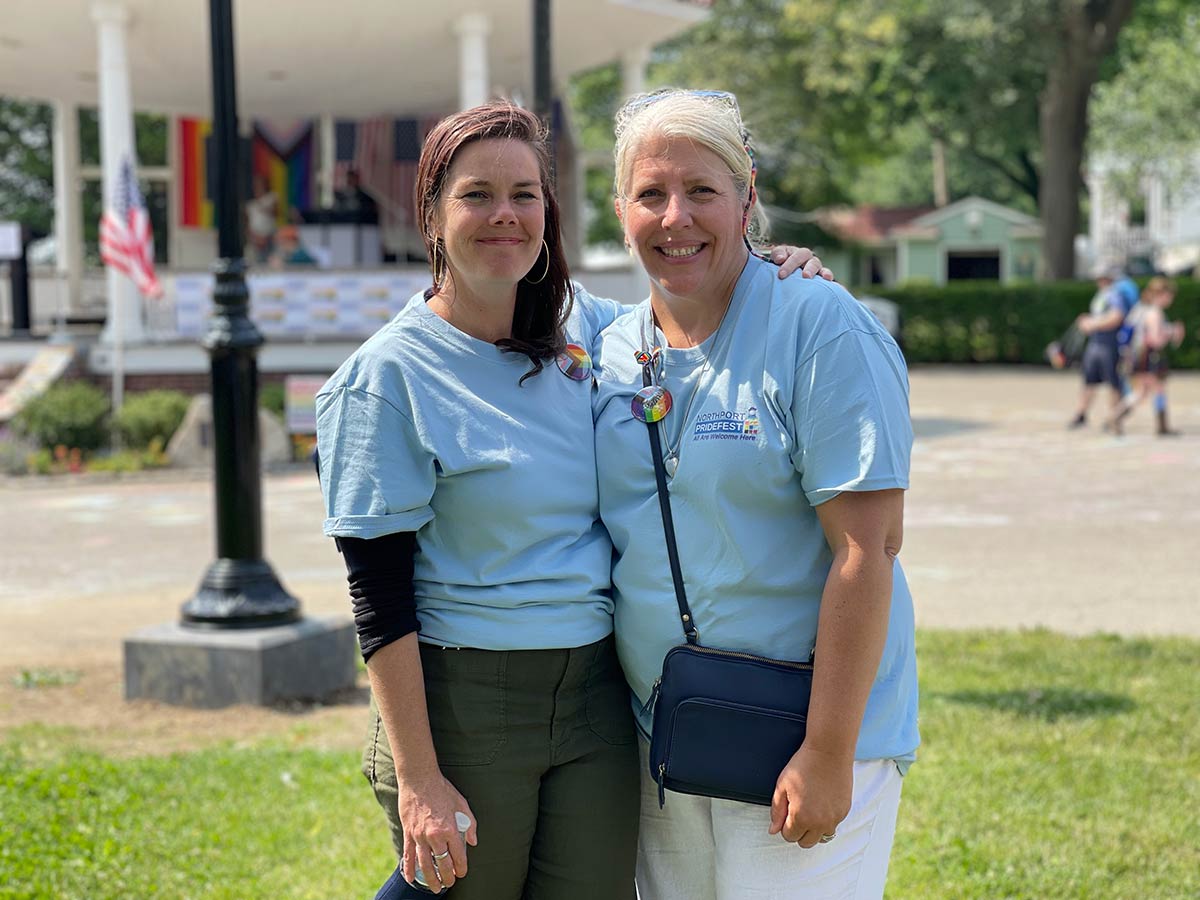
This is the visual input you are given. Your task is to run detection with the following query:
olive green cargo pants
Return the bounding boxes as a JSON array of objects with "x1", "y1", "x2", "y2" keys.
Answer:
[{"x1": 364, "y1": 636, "x2": 639, "y2": 900}]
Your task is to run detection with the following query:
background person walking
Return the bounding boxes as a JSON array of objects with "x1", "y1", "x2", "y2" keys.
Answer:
[
  {"x1": 1069, "y1": 265, "x2": 1136, "y2": 432},
  {"x1": 1109, "y1": 276, "x2": 1186, "y2": 436}
]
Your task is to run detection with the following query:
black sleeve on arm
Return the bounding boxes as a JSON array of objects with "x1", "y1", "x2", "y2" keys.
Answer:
[{"x1": 335, "y1": 531, "x2": 418, "y2": 663}]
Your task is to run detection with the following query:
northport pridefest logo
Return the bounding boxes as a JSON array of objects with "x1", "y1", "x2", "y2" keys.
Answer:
[{"x1": 692, "y1": 406, "x2": 761, "y2": 442}]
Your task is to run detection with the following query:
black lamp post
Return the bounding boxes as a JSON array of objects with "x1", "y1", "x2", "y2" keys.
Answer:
[
  {"x1": 532, "y1": 0, "x2": 552, "y2": 124},
  {"x1": 181, "y1": 0, "x2": 299, "y2": 628}
]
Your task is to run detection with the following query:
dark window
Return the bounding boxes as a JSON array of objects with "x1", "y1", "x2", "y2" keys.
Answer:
[
  {"x1": 947, "y1": 251, "x2": 1000, "y2": 280},
  {"x1": 1128, "y1": 193, "x2": 1147, "y2": 227},
  {"x1": 78, "y1": 109, "x2": 168, "y2": 167}
]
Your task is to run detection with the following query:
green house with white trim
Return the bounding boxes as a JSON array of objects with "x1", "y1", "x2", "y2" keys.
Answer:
[{"x1": 815, "y1": 196, "x2": 1043, "y2": 287}]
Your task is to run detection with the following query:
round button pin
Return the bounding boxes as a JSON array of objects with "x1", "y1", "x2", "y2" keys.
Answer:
[
  {"x1": 557, "y1": 343, "x2": 592, "y2": 381},
  {"x1": 631, "y1": 385, "x2": 673, "y2": 423}
]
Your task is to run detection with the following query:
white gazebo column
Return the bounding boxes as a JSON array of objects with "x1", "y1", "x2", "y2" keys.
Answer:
[
  {"x1": 1145, "y1": 174, "x2": 1166, "y2": 247},
  {"x1": 92, "y1": 0, "x2": 146, "y2": 346},
  {"x1": 52, "y1": 100, "x2": 84, "y2": 319},
  {"x1": 319, "y1": 113, "x2": 336, "y2": 208},
  {"x1": 453, "y1": 13, "x2": 490, "y2": 110},
  {"x1": 621, "y1": 45, "x2": 651, "y2": 99}
]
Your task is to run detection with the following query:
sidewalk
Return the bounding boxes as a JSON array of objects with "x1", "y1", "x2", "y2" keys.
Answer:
[
  {"x1": 902, "y1": 366, "x2": 1199, "y2": 638},
  {"x1": 1, "y1": 366, "x2": 1198, "y2": 749}
]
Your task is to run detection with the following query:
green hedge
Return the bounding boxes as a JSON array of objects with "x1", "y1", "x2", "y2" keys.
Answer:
[
  {"x1": 114, "y1": 390, "x2": 191, "y2": 450},
  {"x1": 258, "y1": 381, "x2": 286, "y2": 419},
  {"x1": 12, "y1": 382, "x2": 111, "y2": 452},
  {"x1": 860, "y1": 279, "x2": 1200, "y2": 368}
]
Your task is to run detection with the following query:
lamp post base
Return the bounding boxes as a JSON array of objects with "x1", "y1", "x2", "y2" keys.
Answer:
[
  {"x1": 181, "y1": 558, "x2": 301, "y2": 629},
  {"x1": 124, "y1": 616, "x2": 357, "y2": 708}
]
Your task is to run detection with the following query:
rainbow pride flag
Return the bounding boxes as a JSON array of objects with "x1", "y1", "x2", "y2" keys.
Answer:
[
  {"x1": 252, "y1": 119, "x2": 315, "y2": 224},
  {"x1": 178, "y1": 117, "x2": 213, "y2": 228},
  {"x1": 178, "y1": 118, "x2": 315, "y2": 228}
]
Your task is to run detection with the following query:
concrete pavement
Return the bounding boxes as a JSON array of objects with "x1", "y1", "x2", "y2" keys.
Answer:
[
  {"x1": 2, "y1": 366, "x2": 1198, "y2": 675},
  {"x1": 903, "y1": 366, "x2": 1199, "y2": 638}
]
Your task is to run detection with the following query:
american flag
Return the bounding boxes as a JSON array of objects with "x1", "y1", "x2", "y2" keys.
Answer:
[
  {"x1": 335, "y1": 118, "x2": 428, "y2": 256},
  {"x1": 99, "y1": 155, "x2": 162, "y2": 299}
]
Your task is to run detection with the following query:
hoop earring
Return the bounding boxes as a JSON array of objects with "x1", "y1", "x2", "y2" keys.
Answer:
[{"x1": 525, "y1": 239, "x2": 551, "y2": 284}]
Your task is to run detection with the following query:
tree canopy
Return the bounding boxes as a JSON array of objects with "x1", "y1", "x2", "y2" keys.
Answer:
[
  {"x1": 1090, "y1": 3, "x2": 1200, "y2": 193},
  {"x1": 571, "y1": 0, "x2": 1195, "y2": 275},
  {"x1": 0, "y1": 99, "x2": 54, "y2": 237},
  {"x1": 652, "y1": 0, "x2": 1049, "y2": 218}
]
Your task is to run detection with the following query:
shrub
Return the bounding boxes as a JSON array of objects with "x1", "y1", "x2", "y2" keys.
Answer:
[
  {"x1": 864, "y1": 278, "x2": 1200, "y2": 367},
  {"x1": 0, "y1": 438, "x2": 36, "y2": 476},
  {"x1": 12, "y1": 381, "x2": 110, "y2": 452},
  {"x1": 25, "y1": 448, "x2": 54, "y2": 475},
  {"x1": 88, "y1": 438, "x2": 169, "y2": 473},
  {"x1": 115, "y1": 390, "x2": 191, "y2": 450},
  {"x1": 259, "y1": 382, "x2": 286, "y2": 418}
]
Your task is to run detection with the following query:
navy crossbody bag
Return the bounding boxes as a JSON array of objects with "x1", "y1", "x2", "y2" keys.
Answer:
[{"x1": 640, "y1": 373, "x2": 815, "y2": 809}]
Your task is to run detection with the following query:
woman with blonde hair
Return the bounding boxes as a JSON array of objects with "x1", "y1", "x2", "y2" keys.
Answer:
[{"x1": 593, "y1": 89, "x2": 918, "y2": 899}]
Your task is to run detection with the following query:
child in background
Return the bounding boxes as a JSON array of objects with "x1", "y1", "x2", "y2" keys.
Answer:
[{"x1": 1110, "y1": 277, "x2": 1186, "y2": 436}]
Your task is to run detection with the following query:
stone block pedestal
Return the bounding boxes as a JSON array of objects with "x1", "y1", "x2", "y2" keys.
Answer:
[{"x1": 124, "y1": 616, "x2": 357, "y2": 708}]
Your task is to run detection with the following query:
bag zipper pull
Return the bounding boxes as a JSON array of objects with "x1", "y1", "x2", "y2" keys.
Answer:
[
  {"x1": 657, "y1": 763, "x2": 667, "y2": 809},
  {"x1": 639, "y1": 679, "x2": 661, "y2": 717}
]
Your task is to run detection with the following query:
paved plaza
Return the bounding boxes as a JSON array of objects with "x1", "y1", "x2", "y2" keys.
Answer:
[{"x1": 2, "y1": 366, "x2": 1198, "y2": 677}]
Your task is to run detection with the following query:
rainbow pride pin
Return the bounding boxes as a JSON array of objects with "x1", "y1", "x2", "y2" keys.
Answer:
[
  {"x1": 556, "y1": 343, "x2": 592, "y2": 381},
  {"x1": 631, "y1": 385, "x2": 673, "y2": 423}
]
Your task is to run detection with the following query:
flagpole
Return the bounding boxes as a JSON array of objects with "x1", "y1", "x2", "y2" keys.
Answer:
[{"x1": 111, "y1": 277, "x2": 124, "y2": 450}]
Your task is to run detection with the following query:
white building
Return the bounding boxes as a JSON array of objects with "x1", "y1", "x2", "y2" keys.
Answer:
[
  {"x1": 0, "y1": 0, "x2": 708, "y2": 357},
  {"x1": 1086, "y1": 154, "x2": 1200, "y2": 276}
]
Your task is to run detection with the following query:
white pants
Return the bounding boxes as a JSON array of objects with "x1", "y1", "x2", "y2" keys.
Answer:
[{"x1": 636, "y1": 740, "x2": 903, "y2": 900}]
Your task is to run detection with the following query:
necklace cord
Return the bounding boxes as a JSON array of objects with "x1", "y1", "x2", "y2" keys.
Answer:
[{"x1": 642, "y1": 286, "x2": 744, "y2": 469}]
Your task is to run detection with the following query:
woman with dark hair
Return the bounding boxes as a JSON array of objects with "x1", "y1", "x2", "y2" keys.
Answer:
[{"x1": 316, "y1": 101, "x2": 825, "y2": 899}]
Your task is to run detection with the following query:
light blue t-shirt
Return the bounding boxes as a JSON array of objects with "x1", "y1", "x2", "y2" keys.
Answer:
[
  {"x1": 593, "y1": 255, "x2": 919, "y2": 766},
  {"x1": 318, "y1": 286, "x2": 623, "y2": 651}
]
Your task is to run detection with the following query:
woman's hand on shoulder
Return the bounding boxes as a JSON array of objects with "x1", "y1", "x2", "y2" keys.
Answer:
[
  {"x1": 770, "y1": 245, "x2": 835, "y2": 282},
  {"x1": 768, "y1": 743, "x2": 853, "y2": 849},
  {"x1": 397, "y1": 773, "x2": 478, "y2": 890}
]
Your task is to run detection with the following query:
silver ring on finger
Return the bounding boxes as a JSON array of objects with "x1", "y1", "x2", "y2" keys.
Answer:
[
  {"x1": 432, "y1": 849, "x2": 452, "y2": 861},
  {"x1": 818, "y1": 833, "x2": 836, "y2": 843}
]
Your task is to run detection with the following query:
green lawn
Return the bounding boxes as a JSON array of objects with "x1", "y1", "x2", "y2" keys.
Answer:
[
  {"x1": 0, "y1": 734, "x2": 393, "y2": 899},
  {"x1": 891, "y1": 630, "x2": 1200, "y2": 899},
  {"x1": 2, "y1": 629, "x2": 1197, "y2": 899}
]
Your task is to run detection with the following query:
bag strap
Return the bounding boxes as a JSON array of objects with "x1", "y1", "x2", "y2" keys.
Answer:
[{"x1": 642, "y1": 367, "x2": 699, "y2": 645}]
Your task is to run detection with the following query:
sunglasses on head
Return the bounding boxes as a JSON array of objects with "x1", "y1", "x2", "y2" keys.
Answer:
[{"x1": 625, "y1": 88, "x2": 740, "y2": 114}]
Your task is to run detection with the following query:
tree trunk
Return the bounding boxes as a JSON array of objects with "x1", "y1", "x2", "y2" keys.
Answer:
[
  {"x1": 1037, "y1": 0, "x2": 1136, "y2": 280},
  {"x1": 931, "y1": 139, "x2": 949, "y2": 208},
  {"x1": 1039, "y1": 64, "x2": 1092, "y2": 279}
]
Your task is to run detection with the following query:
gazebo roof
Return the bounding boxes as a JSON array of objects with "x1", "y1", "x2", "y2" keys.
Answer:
[{"x1": 0, "y1": 0, "x2": 709, "y2": 117}]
